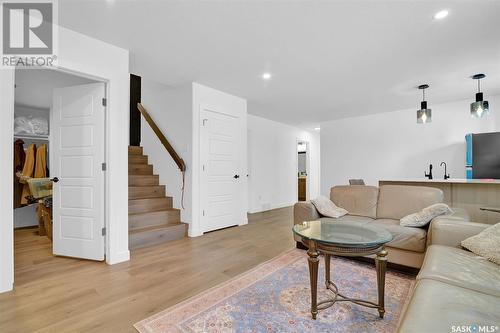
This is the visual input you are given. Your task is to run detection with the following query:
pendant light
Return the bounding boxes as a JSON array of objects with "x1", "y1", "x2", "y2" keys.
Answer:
[
  {"x1": 417, "y1": 84, "x2": 431, "y2": 124},
  {"x1": 470, "y1": 74, "x2": 489, "y2": 118}
]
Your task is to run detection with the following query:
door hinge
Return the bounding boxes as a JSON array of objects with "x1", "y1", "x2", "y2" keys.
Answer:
[
  {"x1": 202, "y1": 210, "x2": 205, "y2": 217},
  {"x1": 102, "y1": 98, "x2": 107, "y2": 107},
  {"x1": 101, "y1": 227, "x2": 106, "y2": 236},
  {"x1": 101, "y1": 162, "x2": 107, "y2": 171}
]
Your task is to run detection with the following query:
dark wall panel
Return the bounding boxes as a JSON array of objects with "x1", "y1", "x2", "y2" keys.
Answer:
[{"x1": 130, "y1": 74, "x2": 141, "y2": 146}]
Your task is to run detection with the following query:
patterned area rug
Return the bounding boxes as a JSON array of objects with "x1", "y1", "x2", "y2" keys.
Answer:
[{"x1": 135, "y1": 249, "x2": 415, "y2": 333}]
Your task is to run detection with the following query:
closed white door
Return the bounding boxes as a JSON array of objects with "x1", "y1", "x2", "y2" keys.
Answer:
[
  {"x1": 52, "y1": 83, "x2": 105, "y2": 261},
  {"x1": 200, "y1": 107, "x2": 241, "y2": 233}
]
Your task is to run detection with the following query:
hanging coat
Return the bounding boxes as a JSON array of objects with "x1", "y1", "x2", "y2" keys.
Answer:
[
  {"x1": 13, "y1": 139, "x2": 26, "y2": 208},
  {"x1": 20, "y1": 144, "x2": 36, "y2": 205},
  {"x1": 34, "y1": 144, "x2": 47, "y2": 178}
]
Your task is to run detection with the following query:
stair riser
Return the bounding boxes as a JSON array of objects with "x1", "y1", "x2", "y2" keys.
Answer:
[
  {"x1": 129, "y1": 175, "x2": 159, "y2": 186},
  {"x1": 129, "y1": 224, "x2": 187, "y2": 250},
  {"x1": 129, "y1": 186, "x2": 166, "y2": 199},
  {"x1": 128, "y1": 155, "x2": 148, "y2": 164},
  {"x1": 129, "y1": 210, "x2": 181, "y2": 230},
  {"x1": 129, "y1": 198, "x2": 173, "y2": 214},
  {"x1": 129, "y1": 165, "x2": 154, "y2": 175},
  {"x1": 128, "y1": 146, "x2": 143, "y2": 155}
]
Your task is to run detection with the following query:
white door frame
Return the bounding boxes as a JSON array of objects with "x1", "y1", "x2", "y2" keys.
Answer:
[
  {"x1": 0, "y1": 65, "x2": 109, "y2": 292},
  {"x1": 296, "y1": 139, "x2": 311, "y2": 201}
]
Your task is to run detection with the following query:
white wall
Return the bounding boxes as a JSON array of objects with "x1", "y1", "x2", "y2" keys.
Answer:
[
  {"x1": 247, "y1": 114, "x2": 321, "y2": 213},
  {"x1": 320, "y1": 96, "x2": 500, "y2": 192},
  {"x1": 191, "y1": 83, "x2": 248, "y2": 236},
  {"x1": 0, "y1": 69, "x2": 15, "y2": 293},
  {"x1": 141, "y1": 79, "x2": 192, "y2": 222},
  {"x1": 0, "y1": 26, "x2": 129, "y2": 292}
]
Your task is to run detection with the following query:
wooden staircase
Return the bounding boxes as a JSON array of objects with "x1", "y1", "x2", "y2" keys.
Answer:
[{"x1": 128, "y1": 146, "x2": 187, "y2": 249}]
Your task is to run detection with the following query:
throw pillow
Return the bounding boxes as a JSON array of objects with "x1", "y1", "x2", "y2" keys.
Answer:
[
  {"x1": 400, "y1": 203, "x2": 453, "y2": 227},
  {"x1": 461, "y1": 223, "x2": 500, "y2": 265},
  {"x1": 311, "y1": 195, "x2": 348, "y2": 218}
]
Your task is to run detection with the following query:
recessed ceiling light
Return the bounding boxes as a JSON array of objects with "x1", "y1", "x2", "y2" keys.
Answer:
[
  {"x1": 314, "y1": 127, "x2": 321, "y2": 131},
  {"x1": 433, "y1": 10, "x2": 449, "y2": 20},
  {"x1": 262, "y1": 72, "x2": 272, "y2": 80}
]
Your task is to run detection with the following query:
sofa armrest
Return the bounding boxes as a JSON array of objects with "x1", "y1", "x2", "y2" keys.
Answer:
[
  {"x1": 293, "y1": 201, "x2": 321, "y2": 226},
  {"x1": 428, "y1": 218, "x2": 490, "y2": 248}
]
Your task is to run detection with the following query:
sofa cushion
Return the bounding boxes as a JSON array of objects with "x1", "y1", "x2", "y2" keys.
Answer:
[
  {"x1": 311, "y1": 195, "x2": 348, "y2": 218},
  {"x1": 330, "y1": 185, "x2": 378, "y2": 219},
  {"x1": 371, "y1": 219, "x2": 427, "y2": 252},
  {"x1": 397, "y1": 279, "x2": 500, "y2": 333},
  {"x1": 461, "y1": 222, "x2": 500, "y2": 265},
  {"x1": 418, "y1": 245, "x2": 500, "y2": 297},
  {"x1": 400, "y1": 203, "x2": 453, "y2": 227},
  {"x1": 319, "y1": 215, "x2": 374, "y2": 225},
  {"x1": 377, "y1": 185, "x2": 443, "y2": 220}
]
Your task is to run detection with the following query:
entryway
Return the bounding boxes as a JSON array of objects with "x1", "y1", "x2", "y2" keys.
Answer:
[
  {"x1": 297, "y1": 140, "x2": 310, "y2": 201},
  {"x1": 12, "y1": 68, "x2": 107, "y2": 283}
]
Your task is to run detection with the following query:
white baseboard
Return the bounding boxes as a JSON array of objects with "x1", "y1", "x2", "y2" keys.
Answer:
[
  {"x1": 188, "y1": 225, "x2": 203, "y2": 238},
  {"x1": 248, "y1": 202, "x2": 294, "y2": 214},
  {"x1": 0, "y1": 281, "x2": 13, "y2": 293},
  {"x1": 107, "y1": 250, "x2": 130, "y2": 265}
]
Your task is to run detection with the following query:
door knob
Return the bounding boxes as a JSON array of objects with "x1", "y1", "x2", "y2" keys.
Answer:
[
  {"x1": 50, "y1": 177, "x2": 59, "y2": 183},
  {"x1": 233, "y1": 174, "x2": 240, "y2": 179}
]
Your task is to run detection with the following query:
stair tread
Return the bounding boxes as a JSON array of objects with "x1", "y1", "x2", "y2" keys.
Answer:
[
  {"x1": 129, "y1": 197, "x2": 172, "y2": 202},
  {"x1": 128, "y1": 146, "x2": 144, "y2": 155},
  {"x1": 129, "y1": 207, "x2": 179, "y2": 216},
  {"x1": 129, "y1": 222, "x2": 185, "y2": 234},
  {"x1": 129, "y1": 188, "x2": 166, "y2": 199}
]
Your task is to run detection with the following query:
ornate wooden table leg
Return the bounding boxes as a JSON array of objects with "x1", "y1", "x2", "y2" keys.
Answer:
[
  {"x1": 324, "y1": 253, "x2": 331, "y2": 288},
  {"x1": 375, "y1": 247, "x2": 388, "y2": 318},
  {"x1": 307, "y1": 240, "x2": 319, "y2": 320}
]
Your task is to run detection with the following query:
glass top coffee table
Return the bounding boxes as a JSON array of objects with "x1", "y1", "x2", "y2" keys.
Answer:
[{"x1": 293, "y1": 220, "x2": 393, "y2": 320}]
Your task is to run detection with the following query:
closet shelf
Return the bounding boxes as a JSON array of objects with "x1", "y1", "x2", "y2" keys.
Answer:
[{"x1": 14, "y1": 134, "x2": 49, "y2": 141}]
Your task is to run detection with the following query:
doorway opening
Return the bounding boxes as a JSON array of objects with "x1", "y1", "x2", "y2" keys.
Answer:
[
  {"x1": 13, "y1": 68, "x2": 107, "y2": 284},
  {"x1": 297, "y1": 140, "x2": 310, "y2": 202}
]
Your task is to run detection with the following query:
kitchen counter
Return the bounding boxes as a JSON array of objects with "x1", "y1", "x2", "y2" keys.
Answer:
[
  {"x1": 379, "y1": 179, "x2": 500, "y2": 224},
  {"x1": 380, "y1": 178, "x2": 500, "y2": 185}
]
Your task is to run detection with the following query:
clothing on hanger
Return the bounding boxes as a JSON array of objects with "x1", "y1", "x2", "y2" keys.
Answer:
[
  {"x1": 34, "y1": 144, "x2": 47, "y2": 178},
  {"x1": 20, "y1": 143, "x2": 36, "y2": 205},
  {"x1": 13, "y1": 139, "x2": 26, "y2": 208}
]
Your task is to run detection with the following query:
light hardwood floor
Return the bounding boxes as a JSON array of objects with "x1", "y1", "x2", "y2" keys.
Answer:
[{"x1": 0, "y1": 207, "x2": 295, "y2": 333}]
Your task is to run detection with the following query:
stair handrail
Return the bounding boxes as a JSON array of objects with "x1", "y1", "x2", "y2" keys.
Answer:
[{"x1": 137, "y1": 103, "x2": 186, "y2": 172}]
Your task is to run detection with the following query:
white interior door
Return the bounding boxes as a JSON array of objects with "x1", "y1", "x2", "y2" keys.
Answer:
[
  {"x1": 52, "y1": 83, "x2": 105, "y2": 260},
  {"x1": 200, "y1": 107, "x2": 241, "y2": 233}
]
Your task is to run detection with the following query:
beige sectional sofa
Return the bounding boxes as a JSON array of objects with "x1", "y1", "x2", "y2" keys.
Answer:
[
  {"x1": 398, "y1": 218, "x2": 500, "y2": 332},
  {"x1": 293, "y1": 185, "x2": 468, "y2": 268}
]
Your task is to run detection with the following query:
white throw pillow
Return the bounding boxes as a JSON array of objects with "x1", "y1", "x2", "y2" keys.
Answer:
[
  {"x1": 461, "y1": 223, "x2": 500, "y2": 265},
  {"x1": 311, "y1": 195, "x2": 348, "y2": 218},
  {"x1": 400, "y1": 203, "x2": 453, "y2": 227}
]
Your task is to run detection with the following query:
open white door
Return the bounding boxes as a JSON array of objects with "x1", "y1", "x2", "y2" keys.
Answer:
[
  {"x1": 200, "y1": 107, "x2": 242, "y2": 233},
  {"x1": 52, "y1": 83, "x2": 105, "y2": 261}
]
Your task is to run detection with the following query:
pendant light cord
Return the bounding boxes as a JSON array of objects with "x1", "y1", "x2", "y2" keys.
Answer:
[{"x1": 478, "y1": 79, "x2": 481, "y2": 93}]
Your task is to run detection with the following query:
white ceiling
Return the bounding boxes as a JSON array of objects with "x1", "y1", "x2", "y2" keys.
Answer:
[
  {"x1": 15, "y1": 69, "x2": 95, "y2": 109},
  {"x1": 59, "y1": 1, "x2": 500, "y2": 128}
]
